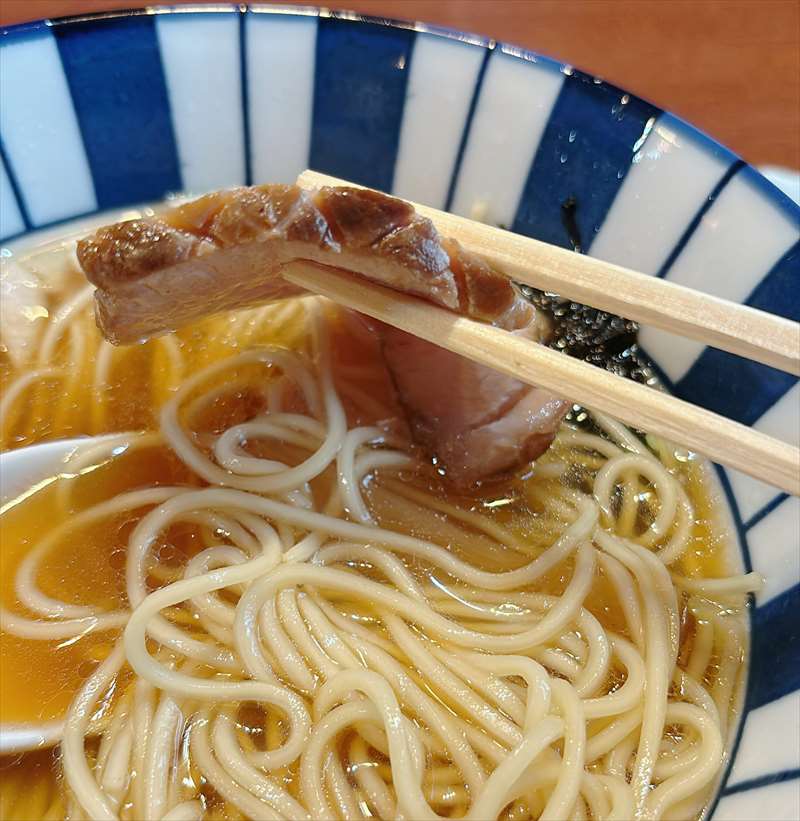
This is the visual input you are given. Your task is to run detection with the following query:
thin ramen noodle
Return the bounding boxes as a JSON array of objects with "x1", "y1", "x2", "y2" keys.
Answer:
[{"x1": 0, "y1": 217, "x2": 759, "y2": 821}]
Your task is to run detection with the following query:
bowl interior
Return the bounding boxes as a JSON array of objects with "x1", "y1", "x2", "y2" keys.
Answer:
[{"x1": 0, "y1": 6, "x2": 798, "y2": 818}]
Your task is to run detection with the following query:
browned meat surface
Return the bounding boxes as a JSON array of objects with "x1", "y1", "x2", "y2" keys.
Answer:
[
  {"x1": 77, "y1": 184, "x2": 568, "y2": 485},
  {"x1": 381, "y1": 326, "x2": 568, "y2": 485},
  {"x1": 78, "y1": 185, "x2": 533, "y2": 343}
]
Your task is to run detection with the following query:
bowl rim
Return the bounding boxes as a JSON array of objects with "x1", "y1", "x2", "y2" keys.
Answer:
[
  {"x1": 1, "y1": 3, "x2": 797, "y2": 223},
  {"x1": 1, "y1": 5, "x2": 797, "y2": 817}
]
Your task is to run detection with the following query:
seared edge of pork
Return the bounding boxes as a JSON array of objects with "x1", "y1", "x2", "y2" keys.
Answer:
[
  {"x1": 77, "y1": 184, "x2": 569, "y2": 486},
  {"x1": 78, "y1": 184, "x2": 534, "y2": 344}
]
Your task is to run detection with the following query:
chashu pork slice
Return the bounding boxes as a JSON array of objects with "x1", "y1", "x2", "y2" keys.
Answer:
[
  {"x1": 380, "y1": 325, "x2": 570, "y2": 486},
  {"x1": 77, "y1": 184, "x2": 569, "y2": 485}
]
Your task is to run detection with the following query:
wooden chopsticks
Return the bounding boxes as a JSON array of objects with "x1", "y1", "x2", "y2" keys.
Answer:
[
  {"x1": 292, "y1": 170, "x2": 800, "y2": 495},
  {"x1": 299, "y1": 170, "x2": 799, "y2": 377}
]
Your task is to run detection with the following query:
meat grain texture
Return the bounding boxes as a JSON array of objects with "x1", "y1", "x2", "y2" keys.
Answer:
[{"x1": 78, "y1": 184, "x2": 569, "y2": 485}]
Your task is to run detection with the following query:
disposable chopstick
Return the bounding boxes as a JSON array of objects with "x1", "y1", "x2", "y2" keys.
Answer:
[
  {"x1": 284, "y1": 260, "x2": 800, "y2": 496},
  {"x1": 298, "y1": 170, "x2": 800, "y2": 377}
]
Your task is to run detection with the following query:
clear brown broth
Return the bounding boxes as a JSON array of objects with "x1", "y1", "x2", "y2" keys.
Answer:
[{"x1": 0, "y1": 246, "x2": 746, "y2": 819}]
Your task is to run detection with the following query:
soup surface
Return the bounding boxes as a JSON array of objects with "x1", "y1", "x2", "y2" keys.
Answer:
[{"x1": 0, "y1": 217, "x2": 755, "y2": 821}]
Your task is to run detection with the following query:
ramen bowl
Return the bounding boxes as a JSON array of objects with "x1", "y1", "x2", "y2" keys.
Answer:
[{"x1": 0, "y1": 5, "x2": 798, "y2": 819}]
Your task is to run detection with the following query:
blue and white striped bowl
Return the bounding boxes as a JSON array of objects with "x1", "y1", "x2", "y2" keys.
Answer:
[{"x1": 1, "y1": 6, "x2": 798, "y2": 817}]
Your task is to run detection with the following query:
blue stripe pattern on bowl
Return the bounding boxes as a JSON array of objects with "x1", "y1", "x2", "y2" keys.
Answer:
[{"x1": 1, "y1": 7, "x2": 798, "y2": 817}]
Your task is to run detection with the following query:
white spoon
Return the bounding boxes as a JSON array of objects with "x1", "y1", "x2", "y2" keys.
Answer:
[{"x1": 0, "y1": 434, "x2": 126, "y2": 754}]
